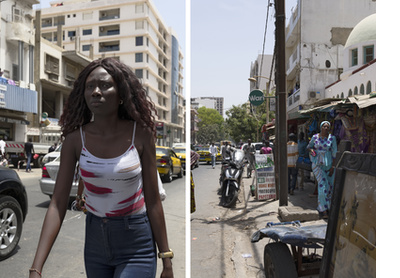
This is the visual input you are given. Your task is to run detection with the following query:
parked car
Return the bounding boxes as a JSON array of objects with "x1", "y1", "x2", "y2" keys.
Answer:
[
  {"x1": 40, "y1": 143, "x2": 62, "y2": 167},
  {"x1": 172, "y1": 147, "x2": 187, "y2": 174},
  {"x1": 195, "y1": 146, "x2": 222, "y2": 164},
  {"x1": 39, "y1": 156, "x2": 79, "y2": 201},
  {"x1": 0, "y1": 166, "x2": 28, "y2": 261},
  {"x1": 156, "y1": 146, "x2": 183, "y2": 183}
]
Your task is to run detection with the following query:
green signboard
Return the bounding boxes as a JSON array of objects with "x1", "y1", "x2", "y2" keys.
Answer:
[{"x1": 249, "y1": 89, "x2": 264, "y2": 106}]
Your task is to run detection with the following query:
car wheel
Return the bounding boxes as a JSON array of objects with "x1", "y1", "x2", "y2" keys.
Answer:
[
  {"x1": 0, "y1": 195, "x2": 23, "y2": 261},
  {"x1": 177, "y1": 167, "x2": 183, "y2": 178}
]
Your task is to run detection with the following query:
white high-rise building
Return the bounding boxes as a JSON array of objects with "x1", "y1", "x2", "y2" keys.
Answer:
[{"x1": 38, "y1": 0, "x2": 184, "y2": 146}]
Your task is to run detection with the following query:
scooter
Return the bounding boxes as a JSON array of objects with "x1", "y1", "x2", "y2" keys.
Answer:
[{"x1": 219, "y1": 149, "x2": 245, "y2": 207}]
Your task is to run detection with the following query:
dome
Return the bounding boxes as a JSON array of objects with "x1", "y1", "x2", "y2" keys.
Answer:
[{"x1": 344, "y1": 13, "x2": 376, "y2": 48}]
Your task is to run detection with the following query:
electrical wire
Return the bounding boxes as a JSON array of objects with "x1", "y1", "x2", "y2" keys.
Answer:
[{"x1": 259, "y1": 0, "x2": 272, "y2": 83}]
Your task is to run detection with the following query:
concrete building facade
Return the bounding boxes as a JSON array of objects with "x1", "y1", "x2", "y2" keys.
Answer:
[
  {"x1": 0, "y1": 0, "x2": 39, "y2": 142},
  {"x1": 38, "y1": 0, "x2": 184, "y2": 146},
  {"x1": 285, "y1": 0, "x2": 376, "y2": 120},
  {"x1": 190, "y1": 97, "x2": 224, "y2": 117}
]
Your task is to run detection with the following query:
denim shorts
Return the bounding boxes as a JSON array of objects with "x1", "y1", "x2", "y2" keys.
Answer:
[{"x1": 84, "y1": 212, "x2": 156, "y2": 278}]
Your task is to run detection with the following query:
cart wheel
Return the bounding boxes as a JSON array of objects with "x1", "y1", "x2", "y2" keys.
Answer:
[{"x1": 264, "y1": 242, "x2": 297, "y2": 278}]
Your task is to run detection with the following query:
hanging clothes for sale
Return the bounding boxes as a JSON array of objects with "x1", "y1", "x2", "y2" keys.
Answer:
[{"x1": 337, "y1": 110, "x2": 369, "y2": 153}]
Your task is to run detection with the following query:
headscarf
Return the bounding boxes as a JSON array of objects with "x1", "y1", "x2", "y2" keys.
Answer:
[{"x1": 320, "y1": 120, "x2": 331, "y2": 129}]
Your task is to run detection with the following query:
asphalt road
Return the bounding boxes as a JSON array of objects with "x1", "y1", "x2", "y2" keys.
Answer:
[
  {"x1": 0, "y1": 167, "x2": 185, "y2": 278},
  {"x1": 190, "y1": 161, "x2": 245, "y2": 278}
]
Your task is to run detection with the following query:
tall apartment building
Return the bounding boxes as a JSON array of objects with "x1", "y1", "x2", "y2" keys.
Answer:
[
  {"x1": 38, "y1": 0, "x2": 184, "y2": 146},
  {"x1": 191, "y1": 97, "x2": 224, "y2": 117},
  {"x1": 285, "y1": 0, "x2": 376, "y2": 120}
]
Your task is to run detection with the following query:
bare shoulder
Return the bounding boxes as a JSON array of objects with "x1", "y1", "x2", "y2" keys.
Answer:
[
  {"x1": 134, "y1": 123, "x2": 155, "y2": 156},
  {"x1": 61, "y1": 128, "x2": 82, "y2": 160}
]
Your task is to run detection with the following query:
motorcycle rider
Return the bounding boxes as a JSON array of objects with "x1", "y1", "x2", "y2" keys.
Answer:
[
  {"x1": 243, "y1": 138, "x2": 256, "y2": 178},
  {"x1": 221, "y1": 141, "x2": 233, "y2": 160}
]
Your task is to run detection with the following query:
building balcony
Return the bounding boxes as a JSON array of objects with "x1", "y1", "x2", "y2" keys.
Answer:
[
  {"x1": 6, "y1": 21, "x2": 34, "y2": 45},
  {"x1": 0, "y1": 80, "x2": 37, "y2": 114},
  {"x1": 287, "y1": 88, "x2": 300, "y2": 112},
  {"x1": 285, "y1": 1, "x2": 300, "y2": 48},
  {"x1": 286, "y1": 44, "x2": 300, "y2": 80}
]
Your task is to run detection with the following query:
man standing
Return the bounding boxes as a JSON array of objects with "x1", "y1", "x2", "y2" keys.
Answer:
[
  {"x1": 24, "y1": 138, "x2": 35, "y2": 172},
  {"x1": 209, "y1": 142, "x2": 218, "y2": 169},
  {"x1": 287, "y1": 133, "x2": 299, "y2": 195},
  {"x1": 243, "y1": 138, "x2": 255, "y2": 178}
]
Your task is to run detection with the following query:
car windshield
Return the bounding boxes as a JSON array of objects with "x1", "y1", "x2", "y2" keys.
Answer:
[
  {"x1": 196, "y1": 147, "x2": 209, "y2": 151},
  {"x1": 156, "y1": 148, "x2": 169, "y2": 156},
  {"x1": 173, "y1": 148, "x2": 185, "y2": 155}
]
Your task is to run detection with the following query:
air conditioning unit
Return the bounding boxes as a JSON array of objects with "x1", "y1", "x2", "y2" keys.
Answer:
[{"x1": 308, "y1": 91, "x2": 320, "y2": 99}]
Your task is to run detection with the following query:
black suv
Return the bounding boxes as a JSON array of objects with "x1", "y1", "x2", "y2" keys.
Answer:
[{"x1": 0, "y1": 167, "x2": 28, "y2": 261}]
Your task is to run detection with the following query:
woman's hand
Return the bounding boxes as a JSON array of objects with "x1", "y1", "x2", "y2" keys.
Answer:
[
  {"x1": 310, "y1": 149, "x2": 316, "y2": 157},
  {"x1": 160, "y1": 258, "x2": 173, "y2": 278},
  {"x1": 328, "y1": 166, "x2": 335, "y2": 176}
]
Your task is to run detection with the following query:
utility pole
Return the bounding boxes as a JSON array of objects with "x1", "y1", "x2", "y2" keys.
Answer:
[{"x1": 275, "y1": 0, "x2": 288, "y2": 206}]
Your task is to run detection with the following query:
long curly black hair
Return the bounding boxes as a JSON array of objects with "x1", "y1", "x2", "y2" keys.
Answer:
[{"x1": 59, "y1": 58, "x2": 157, "y2": 138}]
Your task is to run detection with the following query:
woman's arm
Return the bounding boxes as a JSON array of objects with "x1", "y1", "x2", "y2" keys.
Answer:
[
  {"x1": 139, "y1": 127, "x2": 173, "y2": 278},
  {"x1": 30, "y1": 132, "x2": 79, "y2": 277}
]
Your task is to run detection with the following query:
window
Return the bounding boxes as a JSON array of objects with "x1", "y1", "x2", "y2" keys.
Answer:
[
  {"x1": 68, "y1": 31, "x2": 76, "y2": 37},
  {"x1": 136, "y1": 4, "x2": 144, "y2": 13},
  {"x1": 364, "y1": 45, "x2": 374, "y2": 64},
  {"x1": 354, "y1": 86, "x2": 358, "y2": 95},
  {"x1": 82, "y1": 44, "x2": 91, "y2": 51},
  {"x1": 136, "y1": 20, "x2": 144, "y2": 30},
  {"x1": 351, "y1": 48, "x2": 358, "y2": 67},
  {"x1": 83, "y1": 29, "x2": 92, "y2": 35},
  {"x1": 135, "y1": 53, "x2": 143, "y2": 62},
  {"x1": 135, "y1": 69, "x2": 143, "y2": 78},
  {"x1": 366, "y1": 81, "x2": 372, "y2": 94},
  {"x1": 136, "y1": 36, "x2": 143, "y2": 46},
  {"x1": 360, "y1": 84, "x2": 365, "y2": 95},
  {"x1": 348, "y1": 89, "x2": 352, "y2": 97}
]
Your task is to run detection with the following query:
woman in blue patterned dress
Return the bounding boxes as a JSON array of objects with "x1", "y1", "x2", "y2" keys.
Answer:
[{"x1": 307, "y1": 121, "x2": 337, "y2": 218}]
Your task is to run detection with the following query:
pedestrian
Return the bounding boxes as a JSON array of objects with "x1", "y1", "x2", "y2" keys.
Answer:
[
  {"x1": 243, "y1": 138, "x2": 255, "y2": 178},
  {"x1": 221, "y1": 141, "x2": 232, "y2": 160},
  {"x1": 307, "y1": 121, "x2": 337, "y2": 219},
  {"x1": 48, "y1": 142, "x2": 57, "y2": 153},
  {"x1": 30, "y1": 58, "x2": 173, "y2": 278},
  {"x1": 287, "y1": 133, "x2": 299, "y2": 195},
  {"x1": 209, "y1": 142, "x2": 218, "y2": 169},
  {"x1": 24, "y1": 138, "x2": 35, "y2": 172},
  {"x1": 297, "y1": 132, "x2": 309, "y2": 190},
  {"x1": 0, "y1": 138, "x2": 5, "y2": 159},
  {"x1": 260, "y1": 140, "x2": 272, "y2": 154}
]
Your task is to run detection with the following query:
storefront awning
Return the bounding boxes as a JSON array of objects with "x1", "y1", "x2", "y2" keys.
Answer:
[{"x1": 0, "y1": 115, "x2": 29, "y2": 125}]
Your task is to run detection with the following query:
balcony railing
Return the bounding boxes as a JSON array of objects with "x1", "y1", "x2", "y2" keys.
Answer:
[{"x1": 0, "y1": 81, "x2": 37, "y2": 113}]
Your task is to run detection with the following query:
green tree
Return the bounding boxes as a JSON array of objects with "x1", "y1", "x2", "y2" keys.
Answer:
[
  {"x1": 197, "y1": 107, "x2": 224, "y2": 128},
  {"x1": 197, "y1": 124, "x2": 221, "y2": 144},
  {"x1": 225, "y1": 103, "x2": 260, "y2": 143}
]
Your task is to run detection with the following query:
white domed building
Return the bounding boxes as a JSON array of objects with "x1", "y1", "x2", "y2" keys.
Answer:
[{"x1": 325, "y1": 14, "x2": 376, "y2": 98}]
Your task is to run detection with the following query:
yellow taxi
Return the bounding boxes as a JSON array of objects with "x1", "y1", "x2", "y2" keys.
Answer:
[
  {"x1": 156, "y1": 146, "x2": 183, "y2": 182},
  {"x1": 195, "y1": 145, "x2": 222, "y2": 164},
  {"x1": 172, "y1": 147, "x2": 187, "y2": 174}
]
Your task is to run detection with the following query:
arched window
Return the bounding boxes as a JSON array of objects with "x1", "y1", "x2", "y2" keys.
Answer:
[
  {"x1": 348, "y1": 89, "x2": 353, "y2": 97},
  {"x1": 337, "y1": 94, "x2": 339, "y2": 98},
  {"x1": 360, "y1": 84, "x2": 365, "y2": 95},
  {"x1": 354, "y1": 86, "x2": 358, "y2": 95},
  {"x1": 367, "y1": 81, "x2": 372, "y2": 94},
  {"x1": 341, "y1": 92, "x2": 344, "y2": 98}
]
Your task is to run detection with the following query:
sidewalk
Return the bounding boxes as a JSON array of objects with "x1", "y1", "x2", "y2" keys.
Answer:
[{"x1": 230, "y1": 173, "x2": 326, "y2": 277}]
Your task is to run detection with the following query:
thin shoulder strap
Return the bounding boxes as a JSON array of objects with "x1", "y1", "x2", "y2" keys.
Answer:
[
  {"x1": 131, "y1": 121, "x2": 137, "y2": 144},
  {"x1": 79, "y1": 126, "x2": 85, "y2": 148}
]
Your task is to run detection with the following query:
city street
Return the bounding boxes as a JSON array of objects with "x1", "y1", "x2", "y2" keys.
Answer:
[
  {"x1": 0, "y1": 167, "x2": 185, "y2": 278},
  {"x1": 190, "y1": 162, "x2": 266, "y2": 278}
]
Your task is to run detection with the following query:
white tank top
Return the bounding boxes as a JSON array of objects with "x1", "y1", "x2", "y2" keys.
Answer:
[{"x1": 79, "y1": 122, "x2": 146, "y2": 217}]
